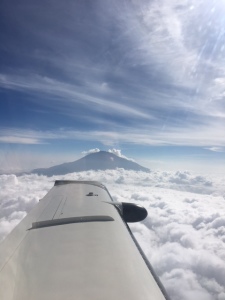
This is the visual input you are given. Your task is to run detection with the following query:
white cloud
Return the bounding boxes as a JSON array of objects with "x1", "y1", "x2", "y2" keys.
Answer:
[
  {"x1": 0, "y1": 128, "x2": 56, "y2": 145},
  {"x1": 205, "y1": 147, "x2": 224, "y2": 153},
  {"x1": 0, "y1": 73, "x2": 149, "y2": 119},
  {"x1": 82, "y1": 148, "x2": 100, "y2": 155},
  {"x1": 2, "y1": 124, "x2": 225, "y2": 150},
  {"x1": 108, "y1": 148, "x2": 136, "y2": 162},
  {"x1": 0, "y1": 169, "x2": 225, "y2": 300},
  {"x1": 0, "y1": 136, "x2": 44, "y2": 144},
  {"x1": 0, "y1": 1, "x2": 225, "y2": 155}
]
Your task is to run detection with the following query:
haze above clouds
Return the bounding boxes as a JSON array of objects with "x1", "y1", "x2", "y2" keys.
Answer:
[{"x1": 1, "y1": 168, "x2": 225, "y2": 300}]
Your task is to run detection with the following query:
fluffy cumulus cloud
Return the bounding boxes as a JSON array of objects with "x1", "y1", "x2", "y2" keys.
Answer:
[
  {"x1": 0, "y1": 169, "x2": 225, "y2": 300},
  {"x1": 81, "y1": 148, "x2": 136, "y2": 162},
  {"x1": 108, "y1": 148, "x2": 136, "y2": 162},
  {"x1": 81, "y1": 148, "x2": 100, "y2": 155}
]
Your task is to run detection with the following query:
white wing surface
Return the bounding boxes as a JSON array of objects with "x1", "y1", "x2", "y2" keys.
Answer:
[{"x1": 0, "y1": 180, "x2": 169, "y2": 300}]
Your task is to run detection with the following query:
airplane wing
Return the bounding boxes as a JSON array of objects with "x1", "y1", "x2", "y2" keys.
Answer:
[{"x1": 0, "y1": 180, "x2": 170, "y2": 300}]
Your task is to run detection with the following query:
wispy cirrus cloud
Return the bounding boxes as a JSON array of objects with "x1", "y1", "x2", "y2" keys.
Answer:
[
  {"x1": 205, "y1": 147, "x2": 224, "y2": 153},
  {"x1": 0, "y1": 128, "x2": 57, "y2": 145},
  {"x1": 0, "y1": 0, "x2": 225, "y2": 174},
  {"x1": 0, "y1": 136, "x2": 43, "y2": 144},
  {"x1": 1, "y1": 0, "x2": 225, "y2": 122},
  {"x1": 0, "y1": 122, "x2": 225, "y2": 148},
  {"x1": 0, "y1": 73, "x2": 150, "y2": 119}
]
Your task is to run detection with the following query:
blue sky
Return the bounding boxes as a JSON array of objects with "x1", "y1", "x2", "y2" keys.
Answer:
[{"x1": 0, "y1": 0, "x2": 225, "y2": 173}]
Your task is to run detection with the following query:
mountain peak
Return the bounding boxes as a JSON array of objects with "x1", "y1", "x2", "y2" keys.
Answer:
[{"x1": 31, "y1": 151, "x2": 150, "y2": 176}]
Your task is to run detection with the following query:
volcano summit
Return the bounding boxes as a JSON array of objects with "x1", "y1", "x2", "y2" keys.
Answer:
[{"x1": 31, "y1": 151, "x2": 150, "y2": 176}]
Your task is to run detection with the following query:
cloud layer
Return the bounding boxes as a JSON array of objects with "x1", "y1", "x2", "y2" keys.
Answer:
[{"x1": 0, "y1": 169, "x2": 225, "y2": 300}]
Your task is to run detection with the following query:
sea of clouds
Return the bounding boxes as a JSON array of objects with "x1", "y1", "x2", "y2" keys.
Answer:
[{"x1": 0, "y1": 169, "x2": 225, "y2": 300}]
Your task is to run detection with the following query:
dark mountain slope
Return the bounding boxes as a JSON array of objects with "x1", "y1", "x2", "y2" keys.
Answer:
[{"x1": 31, "y1": 151, "x2": 150, "y2": 176}]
